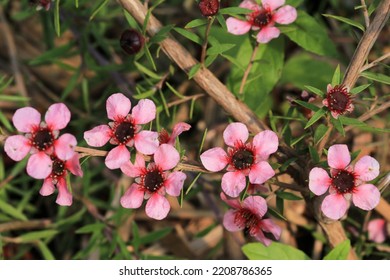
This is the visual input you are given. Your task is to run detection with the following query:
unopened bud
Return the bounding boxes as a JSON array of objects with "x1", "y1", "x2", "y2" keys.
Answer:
[
  {"x1": 198, "y1": 0, "x2": 220, "y2": 17},
  {"x1": 120, "y1": 29, "x2": 145, "y2": 55}
]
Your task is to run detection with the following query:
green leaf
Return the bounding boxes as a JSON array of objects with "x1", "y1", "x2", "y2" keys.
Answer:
[
  {"x1": 242, "y1": 242, "x2": 311, "y2": 260},
  {"x1": 304, "y1": 85, "x2": 325, "y2": 97},
  {"x1": 61, "y1": 68, "x2": 80, "y2": 100},
  {"x1": 0, "y1": 200, "x2": 28, "y2": 221},
  {"x1": 188, "y1": 63, "x2": 201, "y2": 79},
  {"x1": 304, "y1": 107, "x2": 327, "y2": 129},
  {"x1": 219, "y1": 7, "x2": 252, "y2": 15},
  {"x1": 309, "y1": 146, "x2": 320, "y2": 164},
  {"x1": 314, "y1": 124, "x2": 329, "y2": 144},
  {"x1": 76, "y1": 223, "x2": 105, "y2": 234},
  {"x1": 339, "y1": 116, "x2": 390, "y2": 133},
  {"x1": 29, "y1": 43, "x2": 74, "y2": 65},
  {"x1": 331, "y1": 116, "x2": 345, "y2": 136},
  {"x1": 331, "y1": 64, "x2": 341, "y2": 86},
  {"x1": 350, "y1": 84, "x2": 371, "y2": 95},
  {"x1": 323, "y1": 239, "x2": 351, "y2": 260},
  {"x1": 54, "y1": 0, "x2": 61, "y2": 37},
  {"x1": 360, "y1": 71, "x2": 390, "y2": 85},
  {"x1": 173, "y1": 27, "x2": 202, "y2": 45},
  {"x1": 216, "y1": 14, "x2": 227, "y2": 30},
  {"x1": 276, "y1": 191, "x2": 303, "y2": 200},
  {"x1": 36, "y1": 241, "x2": 55, "y2": 260},
  {"x1": 19, "y1": 230, "x2": 58, "y2": 242},
  {"x1": 134, "y1": 62, "x2": 161, "y2": 80},
  {"x1": 150, "y1": 24, "x2": 175, "y2": 44},
  {"x1": 267, "y1": 207, "x2": 287, "y2": 221},
  {"x1": 89, "y1": 0, "x2": 109, "y2": 21},
  {"x1": 280, "y1": 11, "x2": 338, "y2": 57},
  {"x1": 207, "y1": 44, "x2": 236, "y2": 56},
  {"x1": 185, "y1": 19, "x2": 208, "y2": 29},
  {"x1": 138, "y1": 227, "x2": 173, "y2": 245},
  {"x1": 293, "y1": 100, "x2": 320, "y2": 112},
  {"x1": 323, "y1": 14, "x2": 365, "y2": 31}
]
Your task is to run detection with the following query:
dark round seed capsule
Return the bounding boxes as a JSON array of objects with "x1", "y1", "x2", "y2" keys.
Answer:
[
  {"x1": 120, "y1": 29, "x2": 145, "y2": 55},
  {"x1": 198, "y1": 0, "x2": 220, "y2": 17}
]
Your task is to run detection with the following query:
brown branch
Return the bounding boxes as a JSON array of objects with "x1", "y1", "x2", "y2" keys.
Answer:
[
  {"x1": 0, "y1": 219, "x2": 51, "y2": 233},
  {"x1": 343, "y1": 0, "x2": 390, "y2": 89},
  {"x1": 360, "y1": 0, "x2": 370, "y2": 28},
  {"x1": 360, "y1": 52, "x2": 390, "y2": 72}
]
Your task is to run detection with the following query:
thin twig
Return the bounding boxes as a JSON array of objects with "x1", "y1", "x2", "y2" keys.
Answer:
[
  {"x1": 317, "y1": 116, "x2": 333, "y2": 156},
  {"x1": 239, "y1": 42, "x2": 259, "y2": 95},
  {"x1": 200, "y1": 17, "x2": 214, "y2": 65},
  {"x1": 360, "y1": 0, "x2": 370, "y2": 28},
  {"x1": 360, "y1": 52, "x2": 390, "y2": 72},
  {"x1": 0, "y1": 219, "x2": 51, "y2": 233}
]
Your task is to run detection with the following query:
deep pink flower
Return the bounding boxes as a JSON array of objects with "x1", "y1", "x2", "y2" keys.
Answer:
[
  {"x1": 221, "y1": 192, "x2": 281, "y2": 246},
  {"x1": 322, "y1": 84, "x2": 353, "y2": 119},
  {"x1": 4, "y1": 103, "x2": 76, "y2": 179},
  {"x1": 30, "y1": 0, "x2": 52, "y2": 11},
  {"x1": 200, "y1": 122, "x2": 278, "y2": 197},
  {"x1": 309, "y1": 144, "x2": 380, "y2": 220},
  {"x1": 368, "y1": 219, "x2": 388, "y2": 243},
  {"x1": 39, "y1": 154, "x2": 83, "y2": 206},
  {"x1": 158, "y1": 122, "x2": 191, "y2": 146},
  {"x1": 120, "y1": 144, "x2": 186, "y2": 220},
  {"x1": 226, "y1": 0, "x2": 297, "y2": 43},
  {"x1": 84, "y1": 93, "x2": 159, "y2": 169}
]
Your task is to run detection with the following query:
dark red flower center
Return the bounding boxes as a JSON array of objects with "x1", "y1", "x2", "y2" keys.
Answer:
[
  {"x1": 120, "y1": 29, "x2": 145, "y2": 55},
  {"x1": 32, "y1": 128, "x2": 54, "y2": 151},
  {"x1": 143, "y1": 169, "x2": 164, "y2": 193},
  {"x1": 158, "y1": 129, "x2": 170, "y2": 145},
  {"x1": 252, "y1": 10, "x2": 273, "y2": 28},
  {"x1": 234, "y1": 208, "x2": 260, "y2": 235},
  {"x1": 51, "y1": 158, "x2": 66, "y2": 178},
  {"x1": 327, "y1": 86, "x2": 351, "y2": 113},
  {"x1": 332, "y1": 170, "x2": 356, "y2": 194},
  {"x1": 231, "y1": 148, "x2": 254, "y2": 170},
  {"x1": 114, "y1": 122, "x2": 135, "y2": 144}
]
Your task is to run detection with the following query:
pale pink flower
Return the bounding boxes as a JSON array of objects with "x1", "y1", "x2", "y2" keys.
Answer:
[
  {"x1": 120, "y1": 144, "x2": 186, "y2": 220},
  {"x1": 4, "y1": 103, "x2": 76, "y2": 179},
  {"x1": 226, "y1": 0, "x2": 297, "y2": 43},
  {"x1": 39, "y1": 154, "x2": 83, "y2": 206},
  {"x1": 309, "y1": 144, "x2": 380, "y2": 220},
  {"x1": 84, "y1": 93, "x2": 159, "y2": 169},
  {"x1": 322, "y1": 84, "x2": 354, "y2": 119},
  {"x1": 200, "y1": 122, "x2": 278, "y2": 197},
  {"x1": 221, "y1": 192, "x2": 281, "y2": 246},
  {"x1": 368, "y1": 219, "x2": 388, "y2": 243},
  {"x1": 158, "y1": 122, "x2": 191, "y2": 146}
]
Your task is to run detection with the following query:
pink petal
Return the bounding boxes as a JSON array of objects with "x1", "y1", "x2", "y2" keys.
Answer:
[
  {"x1": 220, "y1": 192, "x2": 241, "y2": 209},
  {"x1": 200, "y1": 147, "x2": 228, "y2": 172},
  {"x1": 56, "y1": 178, "x2": 72, "y2": 206},
  {"x1": 223, "y1": 210, "x2": 243, "y2": 232},
  {"x1": 309, "y1": 167, "x2": 331, "y2": 195},
  {"x1": 27, "y1": 152, "x2": 52, "y2": 179},
  {"x1": 249, "y1": 161, "x2": 275, "y2": 185},
  {"x1": 239, "y1": 0, "x2": 259, "y2": 10},
  {"x1": 83, "y1": 125, "x2": 111, "y2": 147},
  {"x1": 165, "y1": 171, "x2": 186, "y2": 196},
  {"x1": 45, "y1": 103, "x2": 71, "y2": 130},
  {"x1": 223, "y1": 122, "x2": 249, "y2": 147},
  {"x1": 352, "y1": 184, "x2": 380, "y2": 211},
  {"x1": 12, "y1": 107, "x2": 41, "y2": 133},
  {"x1": 131, "y1": 99, "x2": 156, "y2": 125},
  {"x1": 4, "y1": 135, "x2": 31, "y2": 161},
  {"x1": 273, "y1": 5, "x2": 297, "y2": 24},
  {"x1": 256, "y1": 26, "x2": 280, "y2": 43},
  {"x1": 252, "y1": 130, "x2": 279, "y2": 160},
  {"x1": 254, "y1": 230, "x2": 273, "y2": 246},
  {"x1": 327, "y1": 84, "x2": 333, "y2": 92},
  {"x1": 242, "y1": 195, "x2": 267, "y2": 218},
  {"x1": 167, "y1": 122, "x2": 191, "y2": 146},
  {"x1": 105, "y1": 145, "x2": 130, "y2": 169},
  {"x1": 65, "y1": 154, "x2": 83, "y2": 177},
  {"x1": 120, "y1": 184, "x2": 144, "y2": 209},
  {"x1": 259, "y1": 219, "x2": 282, "y2": 240},
  {"x1": 133, "y1": 130, "x2": 159, "y2": 155},
  {"x1": 328, "y1": 144, "x2": 351, "y2": 169},
  {"x1": 368, "y1": 219, "x2": 387, "y2": 243},
  {"x1": 145, "y1": 193, "x2": 170, "y2": 220},
  {"x1": 154, "y1": 144, "x2": 180, "y2": 171},
  {"x1": 40, "y1": 178, "x2": 55, "y2": 196},
  {"x1": 354, "y1": 156, "x2": 380, "y2": 182},
  {"x1": 54, "y1": 133, "x2": 76, "y2": 161},
  {"x1": 262, "y1": 0, "x2": 285, "y2": 11},
  {"x1": 321, "y1": 193, "x2": 348, "y2": 220},
  {"x1": 226, "y1": 17, "x2": 252, "y2": 35},
  {"x1": 331, "y1": 111, "x2": 340, "y2": 119},
  {"x1": 120, "y1": 153, "x2": 145, "y2": 177},
  {"x1": 221, "y1": 171, "x2": 246, "y2": 197},
  {"x1": 106, "y1": 93, "x2": 131, "y2": 120},
  {"x1": 322, "y1": 99, "x2": 329, "y2": 107}
]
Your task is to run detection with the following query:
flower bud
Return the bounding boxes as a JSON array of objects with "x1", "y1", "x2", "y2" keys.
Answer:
[
  {"x1": 120, "y1": 29, "x2": 145, "y2": 55},
  {"x1": 198, "y1": 0, "x2": 220, "y2": 17}
]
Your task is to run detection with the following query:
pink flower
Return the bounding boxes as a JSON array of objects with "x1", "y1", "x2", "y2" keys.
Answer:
[
  {"x1": 368, "y1": 219, "x2": 388, "y2": 243},
  {"x1": 39, "y1": 154, "x2": 83, "y2": 206},
  {"x1": 158, "y1": 122, "x2": 191, "y2": 146},
  {"x1": 4, "y1": 103, "x2": 76, "y2": 179},
  {"x1": 322, "y1": 84, "x2": 354, "y2": 119},
  {"x1": 200, "y1": 122, "x2": 278, "y2": 197},
  {"x1": 31, "y1": 0, "x2": 52, "y2": 11},
  {"x1": 83, "y1": 93, "x2": 159, "y2": 169},
  {"x1": 226, "y1": 0, "x2": 297, "y2": 43},
  {"x1": 221, "y1": 192, "x2": 281, "y2": 246},
  {"x1": 309, "y1": 144, "x2": 380, "y2": 220},
  {"x1": 120, "y1": 144, "x2": 186, "y2": 220}
]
